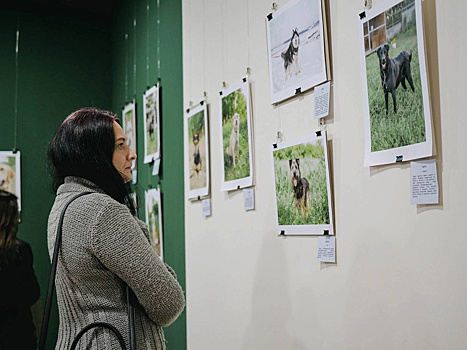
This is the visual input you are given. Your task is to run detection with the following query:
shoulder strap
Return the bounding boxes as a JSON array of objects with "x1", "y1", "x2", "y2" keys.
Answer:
[{"x1": 38, "y1": 192, "x2": 93, "y2": 350}]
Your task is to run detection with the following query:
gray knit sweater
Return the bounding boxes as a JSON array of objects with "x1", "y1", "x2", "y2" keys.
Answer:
[{"x1": 47, "y1": 177, "x2": 185, "y2": 349}]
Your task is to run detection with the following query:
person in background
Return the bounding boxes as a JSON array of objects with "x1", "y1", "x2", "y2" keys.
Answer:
[
  {"x1": 0, "y1": 190, "x2": 40, "y2": 350},
  {"x1": 46, "y1": 108, "x2": 185, "y2": 349}
]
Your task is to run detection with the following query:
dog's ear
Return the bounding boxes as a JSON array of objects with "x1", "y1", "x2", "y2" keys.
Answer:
[
  {"x1": 289, "y1": 159, "x2": 292, "y2": 168},
  {"x1": 8, "y1": 168, "x2": 15, "y2": 181},
  {"x1": 377, "y1": 46, "x2": 381, "y2": 55},
  {"x1": 385, "y1": 43, "x2": 389, "y2": 52},
  {"x1": 296, "y1": 158, "x2": 300, "y2": 166}
]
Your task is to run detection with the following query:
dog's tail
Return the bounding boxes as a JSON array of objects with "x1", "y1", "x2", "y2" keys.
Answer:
[{"x1": 409, "y1": 50, "x2": 412, "y2": 62}]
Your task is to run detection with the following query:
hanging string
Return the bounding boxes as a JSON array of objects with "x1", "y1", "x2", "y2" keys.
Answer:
[
  {"x1": 125, "y1": 33, "x2": 129, "y2": 102},
  {"x1": 146, "y1": 0, "x2": 150, "y2": 87},
  {"x1": 203, "y1": 0, "x2": 206, "y2": 92},
  {"x1": 157, "y1": 0, "x2": 161, "y2": 79},
  {"x1": 133, "y1": 3, "x2": 137, "y2": 98},
  {"x1": 246, "y1": 0, "x2": 251, "y2": 71},
  {"x1": 14, "y1": 27, "x2": 20, "y2": 150},
  {"x1": 221, "y1": 0, "x2": 226, "y2": 85}
]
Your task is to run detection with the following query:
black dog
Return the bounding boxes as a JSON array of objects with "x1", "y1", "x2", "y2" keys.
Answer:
[
  {"x1": 376, "y1": 44, "x2": 415, "y2": 115},
  {"x1": 281, "y1": 28, "x2": 300, "y2": 80}
]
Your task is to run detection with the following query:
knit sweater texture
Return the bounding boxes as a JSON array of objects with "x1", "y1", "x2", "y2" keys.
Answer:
[{"x1": 47, "y1": 177, "x2": 185, "y2": 349}]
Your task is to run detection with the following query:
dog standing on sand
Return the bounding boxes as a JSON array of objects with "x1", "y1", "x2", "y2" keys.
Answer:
[
  {"x1": 192, "y1": 129, "x2": 202, "y2": 178},
  {"x1": 289, "y1": 159, "x2": 311, "y2": 221},
  {"x1": 225, "y1": 113, "x2": 240, "y2": 167},
  {"x1": 376, "y1": 43, "x2": 415, "y2": 115},
  {"x1": 281, "y1": 28, "x2": 301, "y2": 80}
]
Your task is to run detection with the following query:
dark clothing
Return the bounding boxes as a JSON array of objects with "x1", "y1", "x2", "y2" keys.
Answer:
[{"x1": 0, "y1": 239, "x2": 40, "y2": 350}]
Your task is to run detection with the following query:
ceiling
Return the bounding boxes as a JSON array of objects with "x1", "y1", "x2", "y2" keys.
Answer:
[{"x1": 0, "y1": 0, "x2": 118, "y2": 27}]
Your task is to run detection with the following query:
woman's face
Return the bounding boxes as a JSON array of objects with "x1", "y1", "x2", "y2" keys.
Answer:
[{"x1": 112, "y1": 121, "x2": 137, "y2": 182}]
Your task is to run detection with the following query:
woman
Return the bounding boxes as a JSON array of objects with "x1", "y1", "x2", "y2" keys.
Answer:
[
  {"x1": 47, "y1": 108, "x2": 185, "y2": 349},
  {"x1": 0, "y1": 190, "x2": 40, "y2": 349}
]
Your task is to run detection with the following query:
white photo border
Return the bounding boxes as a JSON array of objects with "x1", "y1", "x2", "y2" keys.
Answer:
[
  {"x1": 185, "y1": 102, "x2": 210, "y2": 200},
  {"x1": 143, "y1": 84, "x2": 161, "y2": 163},
  {"x1": 219, "y1": 77, "x2": 254, "y2": 192},
  {"x1": 271, "y1": 133, "x2": 334, "y2": 235},
  {"x1": 122, "y1": 101, "x2": 137, "y2": 172},
  {"x1": 266, "y1": 0, "x2": 328, "y2": 104},
  {"x1": 359, "y1": 0, "x2": 433, "y2": 166}
]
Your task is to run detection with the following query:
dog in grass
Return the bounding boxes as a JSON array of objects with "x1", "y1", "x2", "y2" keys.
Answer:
[
  {"x1": 192, "y1": 129, "x2": 201, "y2": 178},
  {"x1": 225, "y1": 113, "x2": 240, "y2": 167},
  {"x1": 289, "y1": 159, "x2": 311, "y2": 221},
  {"x1": 376, "y1": 43, "x2": 415, "y2": 115}
]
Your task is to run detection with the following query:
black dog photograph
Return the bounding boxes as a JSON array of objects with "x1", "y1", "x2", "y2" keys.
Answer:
[{"x1": 361, "y1": 0, "x2": 432, "y2": 165}]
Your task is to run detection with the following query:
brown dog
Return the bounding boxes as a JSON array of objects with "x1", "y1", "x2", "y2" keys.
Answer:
[
  {"x1": 225, "y1": 113, "x2": 240, "y2": 167},
  {"x1": 289, "y1": 159, "x2": 310, "y2": 221}
]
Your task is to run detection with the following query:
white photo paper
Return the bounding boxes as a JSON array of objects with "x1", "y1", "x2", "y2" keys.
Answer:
[
  {"x1": 359, "y1": 0, "x2": 433, "y2": 166},
  {"x1": 219, "y1": 77, "x2": 254, "y2": 192},
  {"x1": 122, "y1": 101, "x2": 137, "y2": 179},
  {"x1": 0, "y1": 151, "x2": 21, "y2": 210},
  {"x1": 145, "y1": 188, "x2": 163, "y2": 260},
  {"x1": 143, "y1": 84, "x2": 161, "y2": 163},
  {"x1": 272, "y1": 133, "x2": 333, "y2": 235},
  {"x1": 185, "y1": 103, "x2": 210, "y2": 200},
  {"x1": 266, "y1": 0, "x2": 327, "y2": 104}
]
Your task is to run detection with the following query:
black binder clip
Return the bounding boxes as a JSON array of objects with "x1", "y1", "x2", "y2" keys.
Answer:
[
  {"x1": 197, "y1": 196, "x2": 201, "y2": 201},
  {"x1": 237, "y1": 186, "x2": 240, "y2": 190},
  {"x1": 273, "y1": 143, "x2": 277, "y2": 149},
  {"x1": 323, "y1": 230, "x2": 329, "y2": 235},
  {"x1": 396, "y1": 155, "x2": 403, "y2": 162},
  {"x1": 279, "y1": 230, "x2": 285, "y2": 236},
  {"x1": 267, "y1": 13, "x2": 273, "y2": 21},
  {"x1": 12, "y1": 148, "x2": 17, "y2": 154},
  {"x1": 315, "y1": 130, "x2": 322, "y2": 137},
  {"x1": 359, "y1": 11, "x2": 366, "y2": 20},
  {"x1": 295, "y1": 87, "x2": 301, "y2": 95},
  {"x1": 219, "y1": 91, "x2": 223, "y2": 96},
  {"x1": 200, "y1": 100, "x2": 204, "y2": 106},
  {"x1": 242, "y1": 77, "x2": 247, "y2": 83},
  {"x1": 186, "y1": 108, "x2": 190, "y2": 113}
]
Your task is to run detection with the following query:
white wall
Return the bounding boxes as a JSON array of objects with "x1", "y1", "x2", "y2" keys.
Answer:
[{"x1": 183, "y1": 0, "x2": 467, "y2": 348}]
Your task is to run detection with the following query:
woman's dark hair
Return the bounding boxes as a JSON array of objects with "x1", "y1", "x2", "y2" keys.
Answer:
[
  {"x1": 0, "y1": 190, "x2": 20, "y2": 266},
  {"x1": 47, "y1": 108, "x2": 136, "y2": 215}
]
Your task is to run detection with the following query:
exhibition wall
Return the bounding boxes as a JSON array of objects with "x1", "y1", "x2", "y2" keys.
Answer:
[
  {"x1": 183, "y1": 0, "x2": 467, "y2": 348},
  {"x1": 0, "y1": 12, "x2": 112, "y2": 348}
]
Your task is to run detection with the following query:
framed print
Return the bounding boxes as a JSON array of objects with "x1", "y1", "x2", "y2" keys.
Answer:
[
  {"x1": 219, "y1": 77, "x2": 254, "y2": 192},
  {"x1": 271, "y1": 133, "x2": 333, "y2": 235},
  {"x1": 359, "y1": 0, "x2": 433, "y2": 166},
  {"x1": 122, "y1": 101, "x2": 137, "y2": 180},
  {"x1": 143, "y1": 84, "x2": 161, "y2": 163},
  {"x1": 145, "y1": 188, "x2": 163, "y2": 260},
  {"x1": 185, "y1": 103, "x2": 210, "y2": 200},
  {"x1": 266, "y1": 0, "x2": 327, "y2": 104},
  {"x1": 0, "y1": 151, "x2": 21, "y2": 210}
]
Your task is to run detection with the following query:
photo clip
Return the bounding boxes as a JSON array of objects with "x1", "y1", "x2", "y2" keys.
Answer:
[
  {"x1": 295, "y1": 87, "x2": 302, "y2": 95},
  {"x1": 323, "y1": 230, "x2": 329, "y2": 236},
  {"x1": 279, "y1": 230, "x2": 285, "y2": 236},
  {"x1": 396, "y1": 155, "x2": 403, "y2": 162},
  {"x1": 359, "y1": 11, "x2": 366, "y2": 20}
]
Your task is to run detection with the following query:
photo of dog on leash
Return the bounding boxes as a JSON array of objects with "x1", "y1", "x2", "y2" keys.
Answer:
[
  {"x1": 272, "y1": 134, "x2": 333, "y2": 235},
  {"x1": 266, "y1": 0, "x2": 328, "y2": 104},
  {"x1": 219, "y1": 78, "x2": 253, "y2": 192},
  {"x1": 360, "y1": 0, "x2": 433, "y2": 166},
  {"x1": 185, "y1": 103, "x2": 210, "y2": 199},
  {"x1": 0, "y1": 151, "x2": 21, "y2": 210}
]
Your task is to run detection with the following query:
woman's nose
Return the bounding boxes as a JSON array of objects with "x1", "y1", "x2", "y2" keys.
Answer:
[{"x1": 129, "y1": 147, "x2": 137, "y2": 160}]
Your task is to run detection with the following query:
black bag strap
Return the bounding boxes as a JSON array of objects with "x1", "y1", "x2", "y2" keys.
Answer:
[{"x1": 39, "y1": 192, "x2": 137, "y2": 350}]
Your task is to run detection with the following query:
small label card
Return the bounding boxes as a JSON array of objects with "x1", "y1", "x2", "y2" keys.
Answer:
[
  {"x1": 317, "y1": 236, "x2": 335, "y2": 263},
  {"x1": 202, "y1": 198, "x2": 211, "y2": 217},
  {"x1": 410, "y1": 159, "x2": 438, "y2": 205},
  {"x1": 243, "y1": 188, "x2": 255, "y2": 211},
  {"x1": 314, "y1": 81, "x2": 331, "y2": 120},
  {"x1": 152, "y1": 158, "x2": 161, "y2": 175}
]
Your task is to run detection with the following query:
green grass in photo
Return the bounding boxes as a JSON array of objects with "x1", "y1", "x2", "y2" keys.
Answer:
[
  {"x1": 365, "y1": 22, "x2": 426, "y2": 152},
  {"x1": 274, "y1": 142, "x2": 329, "y2": 226}
]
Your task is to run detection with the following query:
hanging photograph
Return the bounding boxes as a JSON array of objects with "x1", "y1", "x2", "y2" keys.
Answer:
[
  {"x1": 219, "y1": 77, "x2": 254, "y2": 192},
  {"x1": 0, "y1": 151, "x2": 21, "y2": 210},
  {"x1": 145, "y1": 188, "x2": 163, "y2": 260},
  {"x1": 266, "y1": 0, "x2": 328, "y2": 104},
  {"x1": 122, "y1": 101, "x2": 137, "y2": 179},
  {"x1": 143, "y1": 84, "x2": 161, "y2": 163},
  {"x1": 359, "y1": 0, "x2": 433, "y2": 166},
  {"x1": 271, "y1": 133, "x2": 333, "y2": 235},
  {"x1": 185, "y1": 103, "x2": 210, "y2": 200}
]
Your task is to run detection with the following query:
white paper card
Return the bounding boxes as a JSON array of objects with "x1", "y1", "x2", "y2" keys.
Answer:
[
  {"x1": 202, "y1": 198, "x2": 211, "y2": 217},
  {"x1": 243, "y1": 188, "x2": 255, "y2": 211},
  {"x1": 314, "y1": 81, "x2": 331, "y2": 120},
  {"x1": 131, "y1": 170, "x2": 137, "y2": 184},
  {"x1": 317, "y1": 236, "x2": 335, "y2": 263},
  {"x1": 410, "y1": 159, "x2": 438, "y2": 204},
  {"x1": 152, "y1": 158, "x2": 161, "y2": 175}
]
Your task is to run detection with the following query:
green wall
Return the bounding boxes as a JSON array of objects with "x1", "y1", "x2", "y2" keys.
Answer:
[
  {"x1": 0, "y1": 12, "x2": 112, "y2": 350},
  {"x1": 111, "y1": 0, "x2": 186, "y2": 348}
]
